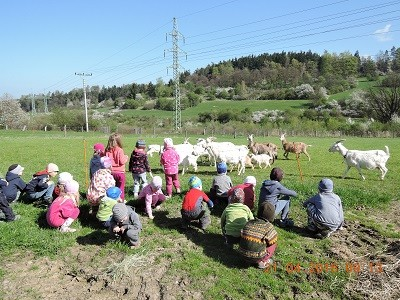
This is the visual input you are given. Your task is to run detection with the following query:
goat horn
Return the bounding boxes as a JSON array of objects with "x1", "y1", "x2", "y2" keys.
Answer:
[{"x1": 335, "y1": 139, "x2": 345, "y2": 143}]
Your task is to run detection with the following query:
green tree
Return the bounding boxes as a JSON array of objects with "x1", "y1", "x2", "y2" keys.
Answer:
[{"x1": 366, "y1": 73, "x2": 400, "y2": 123}]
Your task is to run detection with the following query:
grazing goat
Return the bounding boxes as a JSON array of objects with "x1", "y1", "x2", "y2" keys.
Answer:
[
  {"x1": 328, "y1": 140, "x2": 390, "y2": 180},
  {"x1": 247, "y1": 134, "x2": 278, "y2": 160},
  {"x1": 205, "y1": 144, "x2": 249, "y2": 175},
  {"x1": 280, "y1": 133, "x2": 311, "y2": 161},
  {"x1": 196, "y1": 137, "x2": 236, "y2": 167},
  {"x1": 147, "y1": 144, "x2": 162, "y2": 157},
  {"x1": 249, "y1": 153, "x2": 273, "y2": 169}
]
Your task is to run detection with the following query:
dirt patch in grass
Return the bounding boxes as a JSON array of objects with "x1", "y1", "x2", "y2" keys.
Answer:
[{"x1": 1, "y1": 203, "x2": 399, "y2": 299}]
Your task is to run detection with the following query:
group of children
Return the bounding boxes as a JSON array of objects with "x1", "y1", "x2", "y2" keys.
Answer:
[{"x1": 0, "y1": 134, "x2": 345, "y2": 268}]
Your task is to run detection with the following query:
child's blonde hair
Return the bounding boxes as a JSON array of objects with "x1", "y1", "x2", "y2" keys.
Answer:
[{"x1": 106, "y1": 133, "x2": 123, "y2": 151}]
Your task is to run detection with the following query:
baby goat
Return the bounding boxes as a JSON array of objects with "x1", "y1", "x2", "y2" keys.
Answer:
[
  {"x1": 328, "y1": 140, "x2": 390, "y2": 180},
  {"x1": 279, "y1": 133, "x2": 311, "y2": 161}
]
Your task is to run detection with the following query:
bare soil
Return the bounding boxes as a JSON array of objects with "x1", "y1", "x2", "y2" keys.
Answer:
[{"x1": 1, "y1": 203, "x2": 399, "y2": 300}]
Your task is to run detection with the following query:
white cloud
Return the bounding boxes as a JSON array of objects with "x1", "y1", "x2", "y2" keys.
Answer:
[{"x1": 373, "y1": 24, "x2": 392, "y2": 42}]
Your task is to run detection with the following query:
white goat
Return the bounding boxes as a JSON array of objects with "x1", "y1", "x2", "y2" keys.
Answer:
[
  {"x1": 173, "y1": 142, "x2": 199, "y2": 175},
  {"x1": 249, "y1": 153, "x2": 273, "y2": 169},
  {"x1": 147, "y1": 144, "x2": 162, "y2": 157},
  {"x1": 206, "y1": 144, "x2": 249, "y2": 175},
  {"x1": 196, "y1": 137, "x2": 236, "y2": 167},
  {"x1": 328, "y1": 140, "x2": 390, "y2": 180}
]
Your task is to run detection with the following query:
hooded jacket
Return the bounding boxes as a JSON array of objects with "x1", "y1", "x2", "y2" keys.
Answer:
[
  {"x1": 258, "y1": 180, "x2": 297, "y2": 207},
  {"x1": 25, "y1": 170, "x2": 51, "y2": 194},
  {"x1": 3, "y1": 171, "x2": 26, "y2": 202},
  {"x1": 129, "y1": 148, "x2": 151, "y2": 174}
]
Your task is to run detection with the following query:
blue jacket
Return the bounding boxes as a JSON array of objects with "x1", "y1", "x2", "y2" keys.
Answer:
[
  {"x1": 3, "y1": 172, "x2": 26, "y2": 202},
  {"x1": 258, "y1": 180, "x2": 297, "y2": 207}
]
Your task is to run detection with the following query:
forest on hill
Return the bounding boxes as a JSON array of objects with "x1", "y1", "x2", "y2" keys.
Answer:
[{"x1": 2, "y1": 47, "x2": 400, "y2": 136}]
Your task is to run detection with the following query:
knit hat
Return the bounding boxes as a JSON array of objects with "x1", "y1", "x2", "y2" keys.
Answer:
[
  {"x1": 136, "y1": 139, "x2": 146, "y2": 148},
  {"x1": 94, "y1": 143, "x2": 105, "y2": 154},
  {"x1": 58, "y1": 172, "x2": 73, "y2": 185},
  {"x1": 164, "y1": 138, "x2": 173, "y2": 148},
  {"x1": 101, "y1": 156, "x2": 112, "y2": 169},
  {"x1": 270, "y1": 167, "x2": 284, "y2": 182},
  {"x1": 258, "y1": 201, "x2": 276, "y2": 222},
  {"x1": 8, "y1": 164, "x2": 24, "y2": 175},
  {"x1": 318, "y1": 178, "x2": 334, "y2": 192},
  {"x1": 188, "y1": 176, "x2": 202, "y2": 188},
  {"x1": 65, "y1": 180, "x2": 79, "y2": 194},
  {"x1": 106, "y1": 187, "x2": 122, "y2": 200},
  {"x1": 229, "y1": 188, "x2": 245, "y2": 204},
  {"x1": 244, "y1": 175, "x2": 256, "y2": 186},
  {"x1": 151, "y1": 176, "x2": 163, "y2": 189},
  {"x1": 113, "y1": 203, "x2": 128, "y2": 222},
  {"x1": 217, "y1": 162, "x2": 227, "y2": 174},
  {"x1": 46, "y1": 163, "x2": 59, "y2": 173}
]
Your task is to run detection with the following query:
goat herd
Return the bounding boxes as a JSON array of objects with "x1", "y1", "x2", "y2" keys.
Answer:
[{"x1": 146, "y1": 134, "x2": 390, "y2": 180}]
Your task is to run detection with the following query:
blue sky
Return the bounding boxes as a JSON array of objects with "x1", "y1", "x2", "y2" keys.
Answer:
[{"x1": 1, "y1": 0, "x2": 399, "y2": 98}]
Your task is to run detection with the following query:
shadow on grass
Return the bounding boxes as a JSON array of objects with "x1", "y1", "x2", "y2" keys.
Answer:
[
  {"x1": 152, "y1": 210, "x2": 248, "y2": 269},
  {"x1": 76, "y1": 230, "x2": 110, "y2": 246}
]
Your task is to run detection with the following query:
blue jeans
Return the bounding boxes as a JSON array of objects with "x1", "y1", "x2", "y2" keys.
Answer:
[
  {"x1": 275, "y1": 199, "x2": 290, "y2": 220},
  {"x1": 27, "y1": 184, "x2": 55, "y2": 202},
  {"x1": 132, "y1": 172, "x2": 148, "y2": 194}
]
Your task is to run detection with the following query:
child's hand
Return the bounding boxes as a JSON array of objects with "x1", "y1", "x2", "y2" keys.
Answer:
[
  {"x1": 48, "y1": 181, "x2": 54, "y2": 186},
  {"x1": 113, "y1": 226, "x2": 121, "y2": 233}
]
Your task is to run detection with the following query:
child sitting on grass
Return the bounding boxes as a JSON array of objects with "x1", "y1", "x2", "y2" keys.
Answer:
[
  {"x1": 239, "y1": 202, "x2": 278, "y2": 269},
  {"x1": 181, "y1": 176, "x2": 214, "y2": 230},
  {"x1": 221, "y1": 188, "x2": 254, "y2": 246},
  {"x1": 0, "y1": 178, "x2": 20, "y2": 222},
  {"x1": 227, "y1": 176, "x2": 257, "y2": 210},
  {"x1": 137, "y1": 176, "x2": 166, "y2": 220},
  {"x1": 96, "y1": 186, "x2": 123, "y2": 228},
  {"x1": 209, "y1": 162, "x2": 232, "y2": 205},
  {"x1": 303, "y1": 178, "x2": 344, "y2": 239},
  {"x1": 25, "y1": 163, "x2": 59, "y2": 205},
  {"x1": 46, "y1": 180, "x2": 80, "y2": 233},
  {"x1": 109, "y1": 202, "x2": 142, "y2": 248},
  {"x1": 3, "y1": 164, "x2": 26, "y2": 203},
  {"x1": 87, "y1": 156, "x2": 116, "y2": 215}
]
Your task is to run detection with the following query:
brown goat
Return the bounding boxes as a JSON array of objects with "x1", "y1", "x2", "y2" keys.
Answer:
[
  {"x1": 247, "y1": 134, "x2": 277, "y2": 161},
  {"x1": 279, "y1": 133, "x2": 311, "y2": 161}
]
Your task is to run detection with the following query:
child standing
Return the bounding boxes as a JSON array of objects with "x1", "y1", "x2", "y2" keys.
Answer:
[
  {"x1": 105, "y1": 133, "x2": 129, "y2": 200},
  {"x1": 3, "y1": 164, "x2": 26, "y2": 203},
  {"x1": 209, "y1": 162, "x2": 232, "y2": 205},
  {"x1": 87, "y1": 156, "x2": 116, "y2": 214},
  {"x1": 137, "y1": 176, "x2": 166, "y2": 220},
  {"x1": 96, "y1": 186, "x2": 123, "y2": 228},
  {"x1": 90, "y1": 143, "x2": 105, "y2": 179},
  {"x1": 46, "y1": 180, "x2": 80, "y2": 233},
  {"x1": 25, "y1": 163, "x2": 59, "y2": 205},
  {"x1": 109, "y1": 202, "x2": 142, "y2": 248},
  {"x1": 0, "y1": 178, "x2": 20, "y2": 222},
  {"x1": 181, "y1": 176, "x2": 214, "y2": 230},
  {"x1": 303, "y1": 178, "x2": 344, "y2": 239},
  {"x1": 221, "y1": 188, "x2": 254, "y2": 246},
  {"x1": 258, "y1": 167, "x2": 297, "y2": 228},
  {"x1": 160, "y1": 138, "x2": 181, "y2": 198},
  {"x1": 129, "y1": 139, "x2": 152, "y2": 199}
]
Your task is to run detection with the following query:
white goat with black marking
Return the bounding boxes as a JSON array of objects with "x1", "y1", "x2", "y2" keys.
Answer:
[{"x1": 328, "y1": 140, "x2": 390, "y2": 180}]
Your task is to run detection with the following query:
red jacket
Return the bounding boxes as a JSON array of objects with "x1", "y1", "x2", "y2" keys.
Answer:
[
  {"x1": 182, "y1": 188, "x2": 211, "y2": 211},
  {"x1": 227, "y1": 183, "x2": 255, "y2": 210}
]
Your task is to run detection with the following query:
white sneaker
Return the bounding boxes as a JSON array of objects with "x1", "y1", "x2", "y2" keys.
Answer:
[
  {"x1": 155, "y1": 205, "x2": 162, "y2": 210},
  {"x1": 59, "y1": 227, "x2": 77, "y2": 233},
  {"x1": 133, "y1": 193, "x2": 138, "y2": 200}
]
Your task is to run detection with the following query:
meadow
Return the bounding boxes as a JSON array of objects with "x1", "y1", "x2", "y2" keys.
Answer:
[{"x1": 0, "y1": 130, "x2": 399, "y2": 299}]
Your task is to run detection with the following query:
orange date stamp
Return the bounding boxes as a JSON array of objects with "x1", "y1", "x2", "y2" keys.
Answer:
[{"x1": 263, "y1": 261, "x2": 383, "y2": 274}]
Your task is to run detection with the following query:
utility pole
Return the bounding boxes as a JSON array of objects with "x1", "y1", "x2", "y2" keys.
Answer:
[
  {"x1": 75, "y1": 72, "x2": 92, "y2": 132},
  {"x1": 166, "y1": 17, "x2": 186, "y2": 131},
  {"x1": 31, "y1": 94, "x2": 36, "y2": 114},
  {"x1": 44, "y1": 92, "x2": 49, "y2": 113}
]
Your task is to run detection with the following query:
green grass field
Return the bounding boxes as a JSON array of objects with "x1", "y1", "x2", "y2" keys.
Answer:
[{"x1": 0, "y1": 130, "x2": 399, "y2": 299}]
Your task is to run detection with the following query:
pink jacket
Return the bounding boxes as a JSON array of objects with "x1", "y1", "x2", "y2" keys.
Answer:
[
  {"x1": 160, "y1": 147, "x2": 180, "y2": 175},
  {"x1": 46, "y1": 195, "x2": 80, "y2": 228},
  {"x1": 106, "y1": 146, "x2": 128, "y2": 173},
  {"x1": 138, "y1": 184, "x2": 166, "y2": 218}
]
